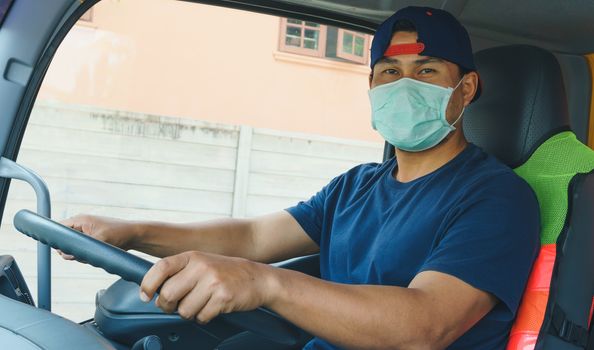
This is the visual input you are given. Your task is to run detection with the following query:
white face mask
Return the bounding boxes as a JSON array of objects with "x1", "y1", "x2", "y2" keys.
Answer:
[{"x1": 369, "y1": 77, "x2": 464, "y2": 152}]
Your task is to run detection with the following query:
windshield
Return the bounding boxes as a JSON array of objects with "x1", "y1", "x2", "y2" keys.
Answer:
[{"x1": 1, "y1": 0, "x2": 383, "y2": 321}]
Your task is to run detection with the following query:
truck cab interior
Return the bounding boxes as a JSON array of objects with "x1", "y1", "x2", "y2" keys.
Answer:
[{"x1": 0, "y1": 1, "x2": 593, "y2": 349}]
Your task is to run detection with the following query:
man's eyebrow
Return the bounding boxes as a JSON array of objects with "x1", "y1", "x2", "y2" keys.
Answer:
[
  {"x1": 414, "y1": 57, "x2": 445, "y2": 65},
  {"x1": 376, "y1": 57, "x2": 401, "y2": 65},
  {"x1": 376, "y1": 57, "x2": 445, "y2": 65}
]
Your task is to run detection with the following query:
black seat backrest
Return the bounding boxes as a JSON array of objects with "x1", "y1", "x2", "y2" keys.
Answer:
[
  {"x1": 465, "y1": 45, "x2": 569, "y2": 167},
  {"x1": 465, "y1": 45, "x2": 594, "y2": 350}
]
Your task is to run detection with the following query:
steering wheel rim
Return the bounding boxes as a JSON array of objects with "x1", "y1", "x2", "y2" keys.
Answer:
[{"x1": 13, "y1": 209, "x2": 300, "y2": 346}]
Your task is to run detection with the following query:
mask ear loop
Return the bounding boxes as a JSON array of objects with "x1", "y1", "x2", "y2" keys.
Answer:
[
  {"x1": 452, "y1": 75, "x2": 465, "y2": 91},
  {"x1": 450, "y1": 107, "x2": 465, "y2": 128},
  {"x1": 449, "y1": 75, "x2": 466, "y2": 129}
]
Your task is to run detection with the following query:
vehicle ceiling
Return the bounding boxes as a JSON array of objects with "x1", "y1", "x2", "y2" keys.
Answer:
[{"x1": 190, "y1": 0, "x2": 594, "y2": 55}]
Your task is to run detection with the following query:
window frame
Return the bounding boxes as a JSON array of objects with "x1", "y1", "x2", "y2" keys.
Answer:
[
  {"x1": 336, "y1": 28, "x2": 370, "y2": 65},
  {"x1": 279, "y1": 17, "x2": 327, "y2": 58}
]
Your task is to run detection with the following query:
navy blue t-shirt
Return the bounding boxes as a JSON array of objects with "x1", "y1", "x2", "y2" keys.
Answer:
[{"x1": 286, "y1": 144, "x2": 540, "y2": 350}]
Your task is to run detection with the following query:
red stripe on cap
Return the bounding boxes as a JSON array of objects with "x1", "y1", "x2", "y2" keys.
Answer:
[{"x1": 384, "y1": 43, "x2": 425, "y2": 56}]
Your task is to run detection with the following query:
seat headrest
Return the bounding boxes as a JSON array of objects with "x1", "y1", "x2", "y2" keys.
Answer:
[{"x1": 464, "y1": 45, "x2": 570, "y2": 167}]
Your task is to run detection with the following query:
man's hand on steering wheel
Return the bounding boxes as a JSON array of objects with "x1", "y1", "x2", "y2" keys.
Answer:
[
  {"x1": 59, "y1": 215, "x2": 137, "y2": 259},
  {"x1": 140, "y1": 251, "x2": 278, "y2": 324}
]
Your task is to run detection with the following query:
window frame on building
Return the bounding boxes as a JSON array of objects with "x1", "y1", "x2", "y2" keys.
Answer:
[
  {"x1": 336, "y1": 28, "x2": 370, "y2": 65},
  {"x1": 279, "y1": 18, "x2": 370, "y2": 65},
  {"x1": 278, "y1": 17, "x2": 328, "y2": 58}
]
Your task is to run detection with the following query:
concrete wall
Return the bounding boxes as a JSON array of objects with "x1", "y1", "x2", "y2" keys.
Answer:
[{"x1": 0, "y1": 101, "x2": 383, "y2": 321}]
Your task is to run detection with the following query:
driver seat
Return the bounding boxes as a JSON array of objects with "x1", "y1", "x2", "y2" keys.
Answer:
[{"x1": 464, "y1": 45, "x2": 594, "y2": 350}]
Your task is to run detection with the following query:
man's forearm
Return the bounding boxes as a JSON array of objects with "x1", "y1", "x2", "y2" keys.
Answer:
[
  {"x1": 128, "y1": 211, "x2": 319, "y2": 263},
  {"x1": 129, "y1": 218, "x2": 258, "y2": 259},
  {"x1": 263, "y1": 267, "x2": 476, "y2": 350}
]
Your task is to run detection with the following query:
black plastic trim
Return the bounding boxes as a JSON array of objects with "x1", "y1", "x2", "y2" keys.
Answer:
[
  {"x1": 549, "y1": 303, "x2": 589, "y2": 347},
  {"x1": 382, "y1": 142, "x2": 395, "y2": 162},
  {"x1": 535, "y1": 169, "x2": 594, "y2": 349}
]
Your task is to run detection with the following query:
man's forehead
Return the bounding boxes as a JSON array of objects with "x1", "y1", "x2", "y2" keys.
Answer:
[{"x1": 390, "y1": 31, "x2": 418, "y2": 44}]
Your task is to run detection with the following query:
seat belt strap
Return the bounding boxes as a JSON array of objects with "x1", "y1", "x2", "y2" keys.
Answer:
[{"x1": 550, "y1": 303, "x2": 589, "y2": 348}]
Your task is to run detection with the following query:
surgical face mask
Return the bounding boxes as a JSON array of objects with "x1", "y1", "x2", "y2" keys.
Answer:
[{"x1": 368, "y1": 77, "x2": 465, "y2": 152}]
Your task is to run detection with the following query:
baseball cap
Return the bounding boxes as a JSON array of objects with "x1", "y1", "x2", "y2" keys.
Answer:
[{"x1": 370, "y1": 6, "x2": 481, "y2": 102}]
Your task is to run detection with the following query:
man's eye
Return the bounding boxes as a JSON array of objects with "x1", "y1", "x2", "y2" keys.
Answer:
[
  {"x1": 383, "y1": 69, "x2": 399, "y2": 75},
  {"x1": 419, "y1": 68, "x2": 435, "y2": 74}
]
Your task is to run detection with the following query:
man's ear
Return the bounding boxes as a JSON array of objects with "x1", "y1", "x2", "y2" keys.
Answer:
[{"x1": 461, "y1": 71, "x2": 479, "y2": 107}]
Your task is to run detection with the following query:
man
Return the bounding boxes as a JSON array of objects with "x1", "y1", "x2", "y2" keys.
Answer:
[{"x1": 63, "y1": 6, "x2": 539, "y2": 349}]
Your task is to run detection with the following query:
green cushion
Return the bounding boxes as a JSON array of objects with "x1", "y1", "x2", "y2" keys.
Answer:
[{"x1": 514, "y1": 131, "x2": 594, "y2": 245}]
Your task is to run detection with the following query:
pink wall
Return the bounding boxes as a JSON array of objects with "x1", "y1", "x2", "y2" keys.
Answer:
[{"x1": 39, "y1": 0, "x2": 382, "y2": 143}]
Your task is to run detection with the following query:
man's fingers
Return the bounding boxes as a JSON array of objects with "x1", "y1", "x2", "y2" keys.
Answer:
[
  {"x1": 139, "y1": 252, "x2": 259, "y2": 325},
  {"x1": 141, "y1": 254, "x2": 190, "y2": 300},
  {"x1": 60, "y1": 217, "x2": 81, "y2": 231},
  {"x1": 155, "y1": 267, "x2": 199, "y2": 314},
  {"x1": 196, "y1": 295, "x2": 223, "y2": 325},
  {"x1": 56, "y1": 249, "x2": 88, "y2": 264},
  {"x1": 56, "y1": 249, "x2": 75, "y2": 260},
  {"x1": 176, "y1": 283, "x2": 212, "y2": 321},
  {"x1": 57, "y1": 217, "x2": 86, "y2": 261},
  {"x1": 60, "y1": 218, "x2": 73, "y2": 227}
]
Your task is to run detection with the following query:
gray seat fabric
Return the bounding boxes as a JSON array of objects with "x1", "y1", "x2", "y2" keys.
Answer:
[
  {"x1": 0, "y1": 294, "x2": 115, "y2": 350},
  {"x1": 0, "y1": 327, "x2": 42, "y2": 350},
  {"x1": 464, "y1": 45, "x2": 571, "y2": 167}
]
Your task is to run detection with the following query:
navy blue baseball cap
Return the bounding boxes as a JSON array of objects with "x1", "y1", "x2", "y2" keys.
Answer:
[{"x1": 371, "y1": 6, "x2": 481, "y2": 101}]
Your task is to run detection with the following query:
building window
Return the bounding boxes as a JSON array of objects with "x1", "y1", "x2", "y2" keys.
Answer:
[
  {"x1": 279, "y1": 18, "x2": 327, "y2": 57},
  {"x1": 279, "y1": 18, "x2": 370, "y2": 65},
  {"x1": 337, "y1": 29, "x2": 369, "y2": 64}
]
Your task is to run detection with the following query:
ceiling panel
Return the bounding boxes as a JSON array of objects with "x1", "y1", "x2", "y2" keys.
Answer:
[
  {"x1": 274, "y1": 0, "x2": 444, "y2": 22},
  {"x1": 459, "y1": 0, "x2": 594, "y2": 54}
]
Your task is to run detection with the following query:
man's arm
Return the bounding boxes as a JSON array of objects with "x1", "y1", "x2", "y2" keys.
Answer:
[
  {"x1": 140, "y1": 252, "x2": 497, "y2": 350},
  {"x1": 267, "y1": 269, "x2": 497, "y2": 350},
  {"x1": 62, "y1": 210, "x2": 318, "y2": 262}
]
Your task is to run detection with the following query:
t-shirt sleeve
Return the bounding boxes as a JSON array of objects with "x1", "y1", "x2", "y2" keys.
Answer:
[
  {"x1": 419, "y1": 172, "x2": 540, "y2": 317},
  {"x1": 285, "y1": 175, "x2": 343, "y2": 245}
]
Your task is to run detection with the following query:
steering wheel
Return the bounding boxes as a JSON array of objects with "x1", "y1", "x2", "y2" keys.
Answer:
[{"x1": 13, "y1": 209, "x2": 301, "y2": 346}]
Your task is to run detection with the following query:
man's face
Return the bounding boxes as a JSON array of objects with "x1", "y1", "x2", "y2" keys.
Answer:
[{"x1": 370, "y1": 31, "x2": 478, "y2": 124}]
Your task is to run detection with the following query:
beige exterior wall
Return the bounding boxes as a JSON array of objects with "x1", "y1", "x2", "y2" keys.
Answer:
[{"x1": 38, "y1": 0, "x2": 382, "y2": 143}]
